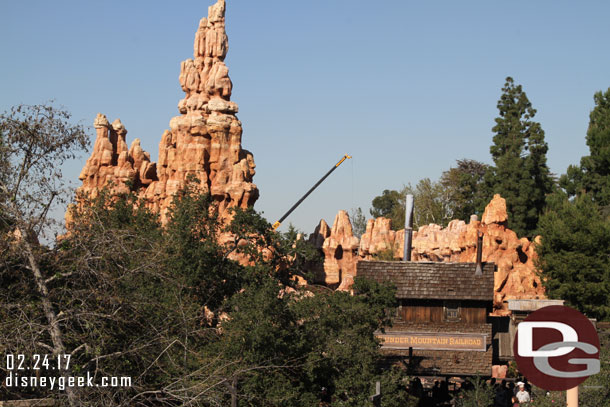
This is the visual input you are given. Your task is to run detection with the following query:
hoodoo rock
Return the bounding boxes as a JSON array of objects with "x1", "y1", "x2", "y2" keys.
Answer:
[
  {"x1": 313, "y1": 194, "x2": 545, "y2": 315},
  {"x1": 315, "y1": 211, "x2": 360, "y2": 290},
  {"x1": 75, "y1": 0, "x2": 258, "y2": 223}
]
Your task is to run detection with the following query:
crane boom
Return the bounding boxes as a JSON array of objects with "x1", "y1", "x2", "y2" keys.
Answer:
[{"x1": 272, "y1": 154, "x2": 352, "y2": 230}]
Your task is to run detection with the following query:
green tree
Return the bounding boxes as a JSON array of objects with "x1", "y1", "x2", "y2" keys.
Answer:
[
  {"x1": 201, "y1": 273, "x2": 407, "y2": 407},
  {"x1": 536, "y1": 88, "x2": 610, "y2": 323},
  {"x1": 487, "y1": 77, "x2": 554, "y2": 238},
  {"x1": 560, "y1": 88, "x2": 610, "y2": 210},
  {"x1": 0, "y1": 103, "x2": 88, "y2": 405},
  {"x1": 455, "y1": 377, "x2": 494, "y2": 407},
  {"x1": 403, "y1": 178, "x2": 454, "y2": 228},
  {"x1": 370, "y1": 179, "x2": 454, "y2": 231},
  {"x1": 440, "y1": 159, "x2": 490, "y2": 221},
  {"x1": 349, "y1": 207, "x2": 367, "y2": 238},
  {"x1": 370, "y1": 189, "x2": 403, "y2": 225},
  {"x1": 3, "y1": 174, "x2": 407, "y2": 405},
  {"x1": 1, "y1": 104, "x2": 411, "y2": 406},
  {"x1": 536, "y1": 193, "x2": 610, "y2": 321}
]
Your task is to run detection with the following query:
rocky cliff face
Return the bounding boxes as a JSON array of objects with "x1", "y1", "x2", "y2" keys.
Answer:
[
  {"x1": 312, "y1": 195, "x2": 545, "y2": 315},
  {"x1": 76, "y1": 0, "x2": 258, "y2": 223},
  {"x1": 309, "y1": 211, "x2": 360, "y2": 291}
]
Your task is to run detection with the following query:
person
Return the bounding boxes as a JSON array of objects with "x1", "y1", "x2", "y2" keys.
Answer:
[
  {"x1": 319, "y1": 386, "x2": 331, "y2": 406},
  {"x1": 507, "y1": 382, "x2": 516, "y2": 407},
  {"x1": 432, "y1": 381, "x2": 442, "y2": 404},
  {"x1": 523, "y1": 379, "x2": 532, "y2": 394},
  {"x1": 515, "y1": 382, "x2": 530, "y2": 404},
  {"x1": 440, "y1": 380, "x2": 451, "y2": 405},
  {"x1": 411, "y1": 377, "x2": 423, "y2": 398},
  {"x1": 511, "y1": 396, "x2": 520, "y2": 407},
  {"x1": 494, "y1": 380, "x2": 507, "y2": 407}
]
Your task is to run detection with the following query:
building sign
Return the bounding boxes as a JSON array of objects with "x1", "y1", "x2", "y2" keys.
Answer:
[{"x1": 376, "y1": 332, "x2": 487, "y2": 351}]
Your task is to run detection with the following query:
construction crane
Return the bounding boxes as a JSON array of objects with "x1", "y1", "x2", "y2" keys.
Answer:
[{"x1": 272, "y1": 154, "x2": 352, "y2": 231}]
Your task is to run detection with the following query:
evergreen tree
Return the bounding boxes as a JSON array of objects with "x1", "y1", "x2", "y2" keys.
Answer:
[
  {"x1": 560, "y1": 88, "x2": 610, "y2": 209},
  {"x1": 487, "y1": 77, "x2": 554, "y2": 237},
  {"x1": 536, "y1": 87, "x2": 610, "y2": 323},
  {"x1": 536, "y1": 193, "x2": 610, "y2": 321}
]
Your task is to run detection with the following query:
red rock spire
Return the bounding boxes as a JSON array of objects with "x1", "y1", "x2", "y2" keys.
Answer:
[{"x1": 75, "y1": 0, "x2": 258, "y2": 223}]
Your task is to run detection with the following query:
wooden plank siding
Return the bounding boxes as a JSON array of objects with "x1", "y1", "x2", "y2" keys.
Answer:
[
  {"x1": 400, "y1": 302, "x2": 443, "y2": 323},
  {"x1": 461, "y1": 301, "x2": 488, "y2": 324},
  {"x1": 398, "y1": 299, "x2": 489, "y2": 324}
]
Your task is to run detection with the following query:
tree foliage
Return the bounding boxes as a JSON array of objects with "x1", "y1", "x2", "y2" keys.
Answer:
[
  {"x1": 440, "y1": 159, "x2": 490, "y2": 221},
  {"x1": 0, "y1": 103, "x2": 88, "y2": 237},
  {"x1": 349, "y1": 207, "x2": 367, "y2": 238},
  {"x1": 370, "y1": 189, "x2": 403, "y2": 225},
  {"x1": 536, "y1": 88, "x2": 610, "y2": 322},
  {"x1": 369, "y1": 179, "x2": 455, "y2": 231},
  {"x1": 206, "y1": 276, "x2": 403, "y2": 407},
  {"x1": 486, "y1": 77, "x2": 554, "y2": 238},
  {"x1": 536, "y1": 193, "x2": 610, "y2": 321},
  {"x1": 1, "y1": 104, "x2": 408, "y2": 405},
  {"x1": 3, "y1": 179, "x2": 408, "y2": 405},
  {"x1": 403, "y1": 178, "x2": 454, "y2": 227},
  {"x1": 454, "y1": 377, "x2": 494, "y2": 407},
  {"x1": 560, "y1": 88, "x2": 610, "y2": 210},
  {"x1": 0, "y1": 103, "x2": 89, "y2": 405}
]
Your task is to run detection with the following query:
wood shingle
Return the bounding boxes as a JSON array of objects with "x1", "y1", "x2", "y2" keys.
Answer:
[{"x1": 357, "y1": 261, "x2": 495, "y2": 301}]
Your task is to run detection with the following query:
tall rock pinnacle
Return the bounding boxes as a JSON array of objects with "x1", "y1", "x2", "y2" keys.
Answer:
[{"x1": 76, "y1": 0, "x2": 258, "y2": 223}]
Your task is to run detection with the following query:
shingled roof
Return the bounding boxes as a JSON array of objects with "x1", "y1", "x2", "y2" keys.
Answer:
[{"x1": 357, "y1": 261, "x2": 494, "y2": 301}]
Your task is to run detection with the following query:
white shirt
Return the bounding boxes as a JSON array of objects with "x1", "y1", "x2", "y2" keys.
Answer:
[{"x1": 516, "y1": 389, "x2": 531, "y2": 403}]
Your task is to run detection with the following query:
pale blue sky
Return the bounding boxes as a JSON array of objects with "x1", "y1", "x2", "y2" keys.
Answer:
[{"x1": 2, "y1": 1, "x2": 609, "y2": 233}]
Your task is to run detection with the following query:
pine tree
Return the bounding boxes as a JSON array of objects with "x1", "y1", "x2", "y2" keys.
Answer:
[
  {"x1": 536, "y1": 87, "x2": 610, "y2": 322},
  {"x1": 536, "y1": 194, "x2": 610, "y2": 321},
  {"x1": 487, "y1": 77, "x2": 554, "y2": 237},
  {"x1": 560, "y1": 88, "x2": 610, "y2": 209}
]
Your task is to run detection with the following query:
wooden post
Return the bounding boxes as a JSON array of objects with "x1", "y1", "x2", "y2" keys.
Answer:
[
  {"x1": 567, "y1": 386, "x2": 578, "y2": 407},
  {"x1": 370, "y1": 381, "x2": 381, "y2": 407}
]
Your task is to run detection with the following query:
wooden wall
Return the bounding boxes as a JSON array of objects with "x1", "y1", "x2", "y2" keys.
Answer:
[{"x1": 397, "y1": 299, "x2": 489, "y2": 324}]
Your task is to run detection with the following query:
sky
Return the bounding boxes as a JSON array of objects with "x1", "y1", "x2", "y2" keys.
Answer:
[{"x1": 1, "y1": 0, "x2": 609, "y2": 234}]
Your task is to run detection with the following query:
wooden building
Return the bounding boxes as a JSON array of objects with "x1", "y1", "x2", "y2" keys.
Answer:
[{"x1": 358, "y1": 260, "x2": 495, "y2": 377}]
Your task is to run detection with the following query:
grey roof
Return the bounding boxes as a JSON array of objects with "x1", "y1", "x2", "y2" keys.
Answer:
[{"x1": 357, "y1": 261, "x2": 494, "y2": 301}]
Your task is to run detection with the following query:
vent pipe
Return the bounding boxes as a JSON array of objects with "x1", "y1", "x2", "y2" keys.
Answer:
[
  {"x1": 403, "y1": 194, "x2": 414, "y2": 261},
  {"x1": 475, "y1": 231, "x2": 483, "y2": 275}
]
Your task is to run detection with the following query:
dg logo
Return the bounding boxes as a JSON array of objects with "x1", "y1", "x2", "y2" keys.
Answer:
[{"x1": 514, "y1": 305, "x2": 600, "y2": 391}]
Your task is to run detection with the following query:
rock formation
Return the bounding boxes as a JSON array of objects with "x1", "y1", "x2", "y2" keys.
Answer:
[
  {"x1": 311, "y1": 195, "x2": 545, "y2": 315},
  {"x1": 309, "y1": 211, "x2": 360, "y2": 290},
  {"x1": 76, "y1": 0, "x2": 258, "y2": 223},
  {"x1": 73, "y1": 0, "x2": 544, "y2": 316}
]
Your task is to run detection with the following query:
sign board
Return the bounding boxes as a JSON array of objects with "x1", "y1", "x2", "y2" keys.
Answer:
[{"x1": 376, "y1": 332, "x2": 487, "y2": 351}]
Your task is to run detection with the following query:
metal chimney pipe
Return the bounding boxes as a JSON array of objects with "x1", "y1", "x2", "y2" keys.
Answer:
[
  {"x1": 475, "y1": 231, "x2": 483, "y2": 275},
  {"x1": 403, "y1": 194, "x2": 414, "y2": 261}
]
